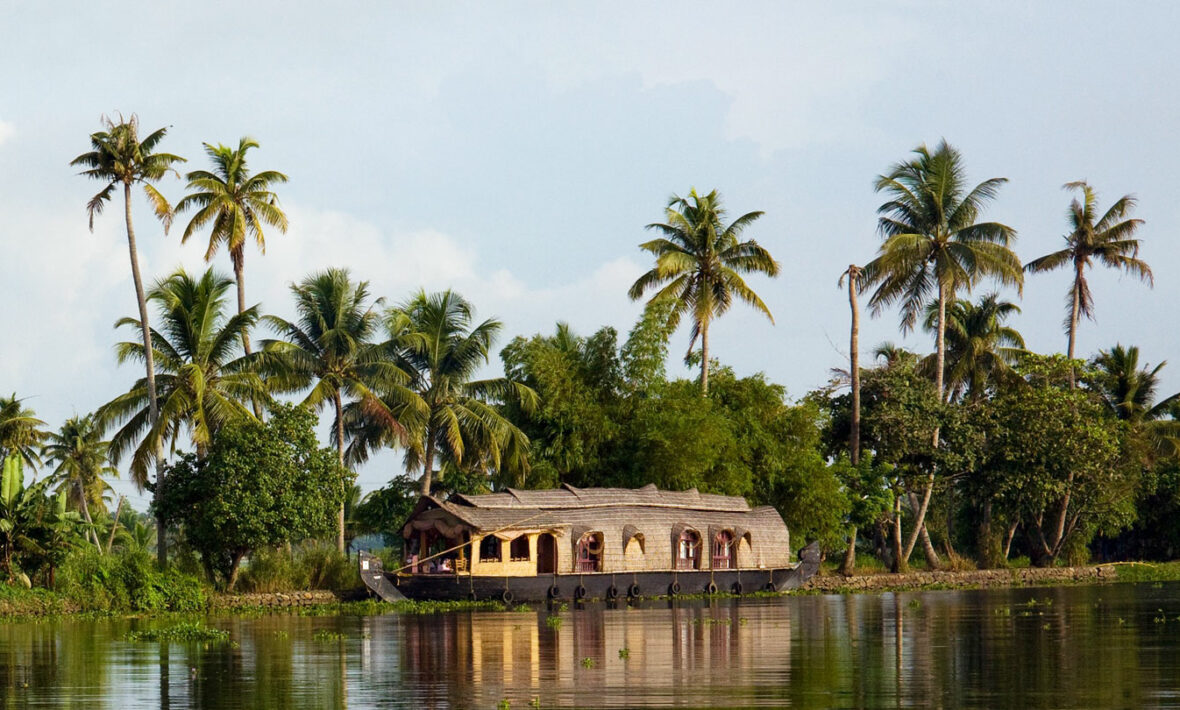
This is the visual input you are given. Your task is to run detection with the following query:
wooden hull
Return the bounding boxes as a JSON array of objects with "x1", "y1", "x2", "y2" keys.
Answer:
[{"x1": 360, "y1": 542, "x2": 821, "y2": 603}]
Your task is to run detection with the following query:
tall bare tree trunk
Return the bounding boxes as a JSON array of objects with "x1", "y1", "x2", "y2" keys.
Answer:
[
  {"x1": 1051, "y1": 470, "x2": 1075, "y2": 553},
  {"x1": 1003, "y1": 519, "x2": 1019, "y2": 560},
  {"x1": 123, "y1": 182, "x2": 165, "y2": 567},
  {"x1": 902, "y1": 280, "x2": 945, "y2": 568},
  {"x1": 334, "y1": 393, "x2": 346, "y2": 554},
  {"x1": 841, "y1": 527, "x2": 858, "y2": 576},
  {"x1": 841, "y1": 265, "x2": 862, "y2": 576},
  {"x1": 848, "y1": 266, "x2": 862, "y2": 465},
  {"x1": 891, "y1": 494, "x2": 905, "y2": 573},
  {"x1": 232, "y1": 248, "x2": 263, "y2": 418},
  {"x1": 700, "y1": 318, "x2": 710, "y2": 396}
]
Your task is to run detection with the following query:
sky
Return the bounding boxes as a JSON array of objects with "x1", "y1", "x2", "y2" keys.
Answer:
[{"x1": 2, "y1": 2, "x2": 1180, "y2": 510}]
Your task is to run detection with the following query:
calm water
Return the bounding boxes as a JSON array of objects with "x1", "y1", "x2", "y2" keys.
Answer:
[{"x1": 2, "y1": 583, "x2": 1180, "y2": 708}]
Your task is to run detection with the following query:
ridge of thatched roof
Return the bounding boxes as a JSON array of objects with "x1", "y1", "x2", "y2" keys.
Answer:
[{"x1": 450, "y1": 484, "x2": 751, "y2": 513}]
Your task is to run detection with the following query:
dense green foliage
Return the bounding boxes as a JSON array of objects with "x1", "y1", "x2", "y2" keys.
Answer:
[
  {"x1": 500, "y1": 322, "x2": 849, "y2": 547},
  {"x1": 158, "y1": 405, "x2": 344, "y2": 589}
]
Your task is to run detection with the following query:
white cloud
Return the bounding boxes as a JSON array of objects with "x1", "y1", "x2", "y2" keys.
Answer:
[
  {"x1": 175, "y1": 203, "x2": 647, "y2": 343},
  {"x1": 0, "y1": 121, "x2": 12, "y2": 147}
]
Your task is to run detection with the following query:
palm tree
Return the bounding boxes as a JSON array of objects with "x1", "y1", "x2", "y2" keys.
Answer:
[
  {"x1": 349, "y1": 290, "x2": 537, "y2": 496},
  {"x1": 41, "y1": 415, "x2": 116, "y2": 552},
  {"x1": 873, "y1": 342, "x2": 918, "y2": 368},
  {"x1": 863, "y1": 139, "x2": 1022, "y2": 568},
  {"x1": 0, "y1": 395, "x2": 46, "y2": 470},
  {"x1": 1026, "y1": 182, "x2": 1151, "y2": 387},
  {"x1": 920, "y1": 294, "x2": 1026, "y2": 402},
  {"x1": 628, "y1": 189, "x2": 780, "y2": 395},
  {"x1": 98, "y1": 268, "x2": 267, "y2": 487},
  {"x1": 72, "y1": 115, "x2": 184, "y2": 565},
  {"x1": 1090, "y1": 344, "x2": 1180, "y2": 456},
  {"x1": 176, "y1": 138, "x2": 289, "y2": 359},
  {"x1": 837, "y1": 265, "x2": 863, "y2": 574},
  {"x1": 261, "y1": 268, "x2": 415, "y2": 552}
]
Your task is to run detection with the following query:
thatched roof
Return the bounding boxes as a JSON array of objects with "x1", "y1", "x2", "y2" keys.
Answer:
[{"x1": 403, "y1": 485, "x2": 782, "y2": 547}]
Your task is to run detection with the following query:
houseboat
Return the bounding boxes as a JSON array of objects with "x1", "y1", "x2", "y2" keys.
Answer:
[{"x1": 359, "y1": 484, "x2": 821, "y2": 603}]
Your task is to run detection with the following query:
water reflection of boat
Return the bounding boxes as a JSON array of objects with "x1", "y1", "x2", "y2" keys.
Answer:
[{"x1": 359, "y1": 484, "x2": 821, "y2": 602}]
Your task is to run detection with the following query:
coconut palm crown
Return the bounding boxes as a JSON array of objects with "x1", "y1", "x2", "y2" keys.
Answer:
[
  {"x1": 1025, "y1": 181, "x2": 1151, "y2": 385},
  {"x1": 98, "y1": 268, "x2": 267, "y2": 487},
  {"x1": 628, "y1": 189, "x2": 780, "y2": 395},
  {"x1": 41, "y1": 414, "x2": 116, "y2": 550},
  {"x1": 863, "y1": 140, "x2": 1023, "y2": 401},
  {"x1": 176, "y1": 138, "x2": 289, "y2": 355},
  {"x1": 261, "y1": 268, "x2": 418, "y2": 552},
  {"x1": 0, "y1": 395, "x2": 47, "y2": 470},
  {"x1": 345, "y1": 290, "x2": 537, "y2": 496},
  {"x1": 920, "y1": 294, "x2": 1026, "y2": 402},
  {"x1": 1089, "y1": 344, "x2": 1180, "y2": 458}
]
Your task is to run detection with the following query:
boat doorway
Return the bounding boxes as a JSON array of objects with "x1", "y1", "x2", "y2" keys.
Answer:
[{"x1": 537, "y1": 533, "x2": 557, "y2": 574}]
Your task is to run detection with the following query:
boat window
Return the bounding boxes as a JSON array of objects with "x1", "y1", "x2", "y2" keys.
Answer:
[
  {"x1": 713, "y1": 531, "x2": 735, "y2": 570},
  {"x1": 479, "y1": 535, "x2": 502, "y2": 562},
  {"x1": 575, "y1": 532, "x2": 603, "y2": 573},
  {"x1": 509, "y1": 535, "x2": 530, "y2": 561},
  {"x1": 676, "y1": 529, "x2": 701, "y2": 570}
]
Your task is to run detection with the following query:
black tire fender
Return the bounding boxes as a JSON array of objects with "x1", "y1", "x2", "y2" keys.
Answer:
[
  {"x1": 705, "y1": 581, "x2": 718, "y2": 595},
  {"x1": 669, "y1": 581, "x2": 682, "y2": 595},
  {"x1": 605, "y1": 585, "x2": 619, "y2": 599},
  {"x1": 501, "y1": 589, "x2": 514, "y2": 604},
  {"x1": 574, "y1": 584, "x2": 587, "y2": 599},
  {"x1": 628, "y1": 583, "x2": 641, "y2": 598},
  {"x1": 547, "y1": 585, "x2": 561, "y2": 599}
]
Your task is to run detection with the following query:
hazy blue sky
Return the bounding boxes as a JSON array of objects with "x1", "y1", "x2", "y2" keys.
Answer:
[{"x1": 3, "y1": 2, "x2": 1179, "y2": 508}]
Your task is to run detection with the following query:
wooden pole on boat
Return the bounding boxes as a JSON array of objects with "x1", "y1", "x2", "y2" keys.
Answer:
[{"x1": 388, "y1": 510, "x2": 554, "y2": 576}]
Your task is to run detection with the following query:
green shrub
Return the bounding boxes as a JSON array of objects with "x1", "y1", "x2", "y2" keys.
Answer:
[
  {"x1": 56, "y1": 549, "x2": 208, "y2": 612},
  {"x1": 238, "y1": 547, "x2": 305, "y2": 593},
  {"x1": 237, "y1": 544, "x2": 360, "y2": 594},
  {"x1": 301, "y1": 546, "x2": 358, "y2": 591}
]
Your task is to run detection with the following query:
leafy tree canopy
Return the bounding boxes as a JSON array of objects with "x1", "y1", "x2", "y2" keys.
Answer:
[{"x1": 158, "y1": 404, "x2": 345, "y2": 589}]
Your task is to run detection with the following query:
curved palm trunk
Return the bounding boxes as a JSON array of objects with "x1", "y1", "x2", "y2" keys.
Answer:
[
  {"x1": 106, "y1": 495, "x2": 125, "y2": 554},
  {"x1": 122, "y1": 182, "x2": 166, "y2": 567},
  {"x1": 902, "y1": 280, "x2": 944, "y2": 568},
  {"x1": 76, "y1": 483, "x2": 101, "y2": 553},
  {"x1": 334, "y1": 393, "x2": 346, "y2": 554},
  {"x1": 700, "y1": 319, "x2": 710, "y2": 396},
  {"x1": 420, "y1": 430, "x2": 436, "y2": 497},
  {"x1": 232, "y1": 249, "x2": 263, "y2": 419},
  {"x1": 1067, "y1": 260, "x2": 1083, "y2": 389}
]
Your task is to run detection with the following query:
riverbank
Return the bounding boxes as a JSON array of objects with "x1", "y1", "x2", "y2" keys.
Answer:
[
  {"x1": 802, "y1": 560, "x2": 1180, "y2": 594},
  {"x1": 3, "y1": 560, "x2": 1180, "y2": 619}
]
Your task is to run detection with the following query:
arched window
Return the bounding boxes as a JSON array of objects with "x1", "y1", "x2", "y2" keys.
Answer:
[
  {"x1": 575, "y1": 532, "x2": 604, "y2": 572},
  {"x1": 676, "y1": 529, "x2": 701, "y2": 570},
  {"x1": 509, "y1": 535, "x2": 530, "y2": 561},
  {"x1": 713, "y1": 531, "x2": 735, "y2": 569},
  {"x1": 479, "y1": 535, "x2": 502, "y2": 562}
]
